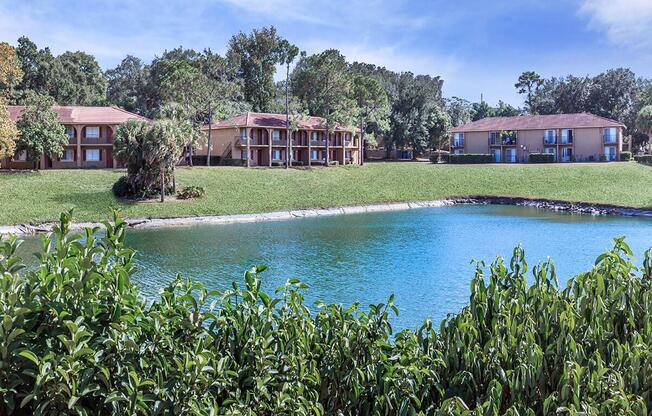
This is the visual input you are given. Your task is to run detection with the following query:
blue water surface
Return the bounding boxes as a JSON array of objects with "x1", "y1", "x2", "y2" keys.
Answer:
[{"x1": 120, "y1": 205, "x2": 652, "y2": 330}]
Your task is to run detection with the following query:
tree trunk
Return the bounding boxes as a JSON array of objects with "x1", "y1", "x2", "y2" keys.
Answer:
[
  {"x1": 359, "y1": 124, "x2": 365, "y2": 166},
  {"x1": 187, "y1": 145, "x2": 194, "y2": 167},
  {"x1": 160, "y1": 164, "x2": 165, "y2": 203},
  {"x1": 285, "y1": 63, "x2": 291, "y2": 169},
  {"x1": 172, "y1": 166, "x2": 176, "y2": 193},
  {"x1": 325, "y1": 114, "x2": 330, "y2": 167},
  {"x1": 206, "y1": 108, "x2": 213, "y2": 166}
]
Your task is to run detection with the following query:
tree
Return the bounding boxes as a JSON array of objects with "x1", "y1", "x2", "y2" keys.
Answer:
[
  {"x1": 388, "y1": 72, "x2": 443, "y2": 157},
  {"x1": 444, "y1": 97, "x2": 471, "y2": 127},
  {"x1": 54, "y1": 51, "x2": 107, "y2": 105},
  {"x1": 0, "y1": 98, "x2": 18, "y2": 166},
  {"x1": 426, "y1": 105, "x2": 452, "y2": 161},
  {"x1": 106, "y1": 55, "x2": 149, "y2": 114},
  {"x1": 227, "y1": 26, "x2": 284, "y2": 112},
  {"x1": 352, "y1": 75, "x2": 389, "y2": 165},
  {"x1": 470, "y1": 101, "x2": 494, "y2": 121},
  {"x1": 292, "y1": 49, "x2": 354, "y2": 165},
  {"x1": 13, "y1": 36, "x2": 61, "y2": 102},
  {"x1": 277, "y1": 40, "x2": 299, "y2": 169},
  {"x1": 0, "y1": 42, "x2": 23, "y2": 98},
  {"x1": 15, "y1": 92, "x2": 68, "y2": 169},
  {"x1": 494, "y1": 100, "x2": 521, "y2": 117},
  {"x1": 635, "y1": 105, "x2": 652, "y2": 153},
  {"x1": 515, "y1": 71, "x2": 543, "y2": 114}
]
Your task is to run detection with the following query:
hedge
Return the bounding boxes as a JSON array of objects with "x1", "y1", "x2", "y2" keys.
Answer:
[
  {"x1": 1, "y1": 212, "x2": 651, "y2": 414},
  {"x1": 528, "y1": 152, "x2": 555, "y2": 163},
  {"x1": 191, "y1": 155, "x2": 246, "y2": 166},
  {"x1": 620, "y1": 151, "x2": 632, "y2": 161},
  {"x1": 634, "y1": 154, "x2": 652, "y2": 164},
  {"x1": 447, "y1": 153, "x2": 494, "y2": 164}
]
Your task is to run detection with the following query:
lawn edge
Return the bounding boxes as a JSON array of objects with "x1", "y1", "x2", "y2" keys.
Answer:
[{"x1": 2, "y1": 196, "x2": 651, "y2": 236}]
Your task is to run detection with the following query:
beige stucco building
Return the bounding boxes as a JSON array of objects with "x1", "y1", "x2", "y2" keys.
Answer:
[
  {"x1": 4, "y1": 106, "x2": 149, "y2": 169},
  {"x1": 450, "y1": 113, "x2": 625, "y2": 163},
  {"x1": 199, "y1": 112, "x2": 361, "y2": 167}
]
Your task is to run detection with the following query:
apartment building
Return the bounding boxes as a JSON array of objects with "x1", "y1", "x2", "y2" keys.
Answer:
[
  {"x1": 5, "y1": 106, "x2": 149, "y2": 169},
  {"x1": 200, "y1": 112, "x2": 361, "y2": 166},
  {"x1": 450, "y1": 113, "x2": 624, "y2": 163}
]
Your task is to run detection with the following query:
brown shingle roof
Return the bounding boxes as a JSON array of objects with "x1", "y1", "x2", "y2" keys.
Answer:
[
  {"x1": 7, "y1": 105, "x2": 150, "y2": 124},
  {"x1": 451, "y1": 113, "x2": 624, "y2": 133},
  {"x1": 204, "y1": 111, "x2": 353, "y2": 131}
]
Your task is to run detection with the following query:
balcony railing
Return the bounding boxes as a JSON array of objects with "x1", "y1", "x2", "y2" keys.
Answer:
[
  {"x1": 452, "y1": 140, "x2": 465, "y2": 147},
  {"x1": 603, "y1": 134, "x2": 617, "y2": 144},
  {"x1": 311, "y1": 139, "x2": 326, "y2": 146},
  {"x1": 82, "y1": 136, "x2": 111, "y2": 144}
]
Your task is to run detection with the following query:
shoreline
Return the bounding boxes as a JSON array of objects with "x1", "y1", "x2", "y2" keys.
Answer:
[{"x1": 1, "y1": 196, "x2": 651, "y2": 236}]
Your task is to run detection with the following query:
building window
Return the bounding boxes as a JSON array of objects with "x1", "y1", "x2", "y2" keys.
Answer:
[
  {"x1": 240, "y1": 128, "x2": 247, "y2": 139},
  {"x1": 561, "y1": 129, "x2": 573, "y2": 144},
  {"x1": 61, "y1": 149, "x2": 74, "y2": 162},
  {"x1": 489, "y1": 132, "x2": 499, "y2": 145},
  {"x1": 453, "y1": 149, "x2": 464, "y2": 155},
  {"x1": 14, "y1": 151, "x2": 27, "y2": 161},
  {"x1": 272, "y1": 149, "x2": 282, "y2": 160},
  {"x1": 311, "y1": 131, "x2": 318, "y2": 141},
  {"x1": 85, "y1": 149, "x2": 100, "y2": 161},
  {"x1": 453, "y1": 133, "x2": 464, "y2": 147},
  {"x1": 86, "y1": 126, "x2": 100, "y2": 139},
  {"x1": 604, "y1": 128, "x2": 617, "y2": 144},
  {"x1": 311, "y1": 150, "x2": 319, "y2": 160},
  {"x1": 272, "y1": 130, "x2": 280, "y2": 141},
  {"x1": 544, "y1": 129, "x2": 556, "y2": 144},
  {"x1": 65, "y1": 126, "x2": 75, "y2": 139},
  {"x1": 604, "y1": 146, "x2": 617, "y2": 161},
  {"x1": 491, "y1": 148, "x2": 501, "y2": 162}
]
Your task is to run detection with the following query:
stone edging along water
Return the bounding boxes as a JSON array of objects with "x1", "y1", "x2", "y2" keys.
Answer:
[{"x1": 1, "y1": 196, "x2": 651, "y2": 236}]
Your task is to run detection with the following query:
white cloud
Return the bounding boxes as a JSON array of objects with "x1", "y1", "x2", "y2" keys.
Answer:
[{"x1": 579, "y1": 0, "x2": 652, "y2": 47}]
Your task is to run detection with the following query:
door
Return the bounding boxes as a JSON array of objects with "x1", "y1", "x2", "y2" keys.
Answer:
[
  {"x1": 106, "y1": 148, "x2": 113, "y2": 168},
  {"x1": 491, "y1": 148, "x2": 501, "y2": 163}
]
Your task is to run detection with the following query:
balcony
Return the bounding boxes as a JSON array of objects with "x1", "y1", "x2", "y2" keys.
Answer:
[
  {"x1": 603, "y1": 134, "x2": 617, "y2": 144},
  {"x1": 82, "y1": 136, "x2": 111, "y2": 144},
  {"x1": 310, "y1": 139, "x2": 326, "y2": 147},
  {"x1": 452, "y1": 140, "x2": 465, "y2": 148}
]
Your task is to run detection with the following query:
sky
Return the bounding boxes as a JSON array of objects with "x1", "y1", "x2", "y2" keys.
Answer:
[{"x1": 1, "y1": 0, "x2": 651, "y2": 106}]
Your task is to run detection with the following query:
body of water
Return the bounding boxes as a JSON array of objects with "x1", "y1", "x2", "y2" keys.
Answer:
[{"x1": 15, "y1": 205, "x2": 652, "y2": 330}]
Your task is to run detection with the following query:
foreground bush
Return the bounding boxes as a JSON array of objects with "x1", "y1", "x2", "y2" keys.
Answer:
[
  {"x1": 177, "y1": 185, "x2": 206, "y2": 199},
  {"x1": 528, "y1": 152, "x2": 554, "y2": 163},
  {"x1": 635, "y1": 154, "x2": 652, "y2": 165},
  {"x1": 620, "y1": 151, "x2": 632, "y2": 161},
  {"x1": 448, "y1": 153, "x2": 494, "y2": 164},
  {"x1": 1, "y1": 212, "x2": 651, "y2": 414}
]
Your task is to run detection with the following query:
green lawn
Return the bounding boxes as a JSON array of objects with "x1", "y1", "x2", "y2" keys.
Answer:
[{"x1": 0, "y1": 162, "x2": 650, "y2": 225}]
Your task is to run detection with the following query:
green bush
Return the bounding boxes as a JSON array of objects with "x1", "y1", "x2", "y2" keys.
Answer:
[
  {"x1": 111, "y1": 175, "x2": 132, "y2": 198},
  {"x1": 1, "y1": 212, "x2": 651, "y2": 414},
  {"x1": 620, "y1": 151, "x2": 632, "y2": 161},
  {"x1": 177, "y1": 185, "x2": 206, "y2": 199},
  {"x1": 528, "y1": 152, "x2": 554, "y2": 163},
  {"x1": 448, "y1": 153, "x2": 494, "y2": 164},
  {"x1": 192, "y1": 156, "x2": 246, "y2": 167},
  {"x1": 635, "y1": 154, "x2": 652, "y2": 164}
]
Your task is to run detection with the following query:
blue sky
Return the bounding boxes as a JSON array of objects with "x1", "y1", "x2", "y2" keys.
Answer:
[{"x1": 1, "y1": 0, "x2": 651, "y2": 106}]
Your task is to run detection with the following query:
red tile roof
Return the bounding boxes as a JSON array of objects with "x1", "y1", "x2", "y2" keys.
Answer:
[
  {"x1": 7, "y1": 105, "x2": 150, "y2": 124},
  {"x1": 204, "y1": 111, "x2": 353, "y2": 131},
  {"x1": 451, "y1": 113, "x2": 624, "y2": 133}
]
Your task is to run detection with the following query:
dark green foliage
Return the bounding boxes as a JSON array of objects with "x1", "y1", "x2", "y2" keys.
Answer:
[
  {"x1": 448, "y1": 153, "x2": 494, "y2": 164},
  {"x1": 528, "y1": 152, "x2": 555, "y2": 163},
  {"x1": 177, "y1": 185, "x2": 205, "y2": 199},
  {"x1": 1, "y1": 212, "x2": 652, "y2": 414},
  {"x1": 191, "y1": 155, "x2": 245, "y2": 166},
  {"x1": 620, "y1": 151, "x2": 632, "y2": 161},
  {"x1": 634, "y1": 154, "x2": 652, "y2": 164},
  {"x1": 111, "y1": 175, "x2": 132, "y2": 198}
]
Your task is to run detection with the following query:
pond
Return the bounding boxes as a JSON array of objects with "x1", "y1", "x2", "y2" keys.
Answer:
[{"x1": 16, "y1": 205, "x2": 652, "y2": 330}]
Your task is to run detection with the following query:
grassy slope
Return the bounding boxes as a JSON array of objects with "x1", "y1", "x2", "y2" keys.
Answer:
[{"x1": 0, "y1": 162, "x2": 650, "y2": 225}]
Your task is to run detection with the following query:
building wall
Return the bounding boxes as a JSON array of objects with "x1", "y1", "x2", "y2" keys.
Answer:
[
  {"x1": 454, "y1": 126, "x2": 623, "y2": 162},
  {"x1": 196, "y1": 128, "x2": 239, "y2": 157}
]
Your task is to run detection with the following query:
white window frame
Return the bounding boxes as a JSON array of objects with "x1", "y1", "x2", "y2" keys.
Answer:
[
  {"x1": 85, "y1": 149, "x2": 100, "y2": 162},
  {"x1": 61, "y1": 148, "x2": 74, "y2": 162},
  {"x1": 85, "y1": 126, "x2": 100, "y2": 139}
]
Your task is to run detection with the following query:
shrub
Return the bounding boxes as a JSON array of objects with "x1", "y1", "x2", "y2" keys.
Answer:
[
  {"x1": 448, "y1": 153, "x2": 493, "y2": 164},
  {"x1": 635, "y1": 154, "x2": 652, "y2": 165},
  {"x1": 191, "y1": 156, "x2": 246, "y2": 167},
  {"x1": 429, "y1": 151, "x2": 448, "y2": 163},
  {"x1": 620, "y1": 151, "x2": 632, "y2": 161},
  {"x1": 112, "y1": 175, "x2": 132, "y2": 198},
  {"x1": 177, "y1": 185, "x2": 206, "y2": 199},
  {"x1": 528, "y1": 152, "x2": 554, "y2": 163},
  {"x1": 1, "y1": 212, "x2": 651, "y2": 414}
]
